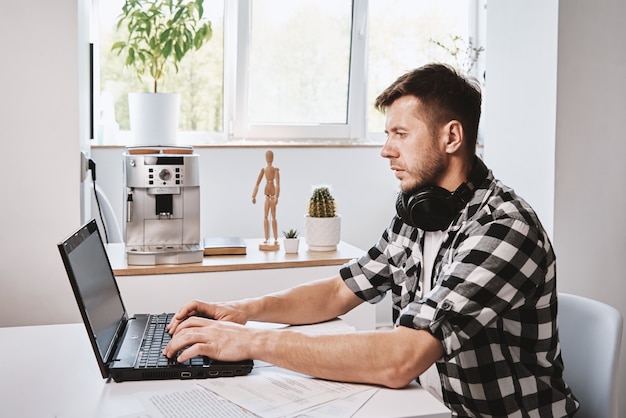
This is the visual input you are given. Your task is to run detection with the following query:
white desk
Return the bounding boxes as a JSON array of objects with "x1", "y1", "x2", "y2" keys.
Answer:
[
  {"x1": 106, "y1": 240, "x2": 376, "y2": 331},
  {"x1": 0, "y1": 323, "x2": 450, "y2": 418}
]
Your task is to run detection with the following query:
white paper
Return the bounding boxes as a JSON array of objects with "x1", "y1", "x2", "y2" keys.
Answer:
[
  {"x1": 138, "y1": 386, "x2": 258, "y2": 417},
  {"x1": 291, "y1": 388, "x2": 378, "y2": 418},
  {"x1": 199, "y1": 370, "x2": 373, "y2": 418}
]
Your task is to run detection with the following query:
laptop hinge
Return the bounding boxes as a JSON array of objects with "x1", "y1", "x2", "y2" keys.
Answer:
[
  {"x1": 109, "y1": 314, "x2": 149, "y2": 369},
  {"x1": 104, "y1": 315, "x2": 130, "y2": 367}
]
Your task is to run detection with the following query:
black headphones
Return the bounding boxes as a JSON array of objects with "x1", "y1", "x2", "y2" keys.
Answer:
[{"x1": 395, "y1": 157, "x2": 489, "y2": 231}]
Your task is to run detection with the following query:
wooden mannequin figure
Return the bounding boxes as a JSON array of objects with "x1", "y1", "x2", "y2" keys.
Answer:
[{"x1": 252, "y1": 150, "x2": 280, "y2": 251}]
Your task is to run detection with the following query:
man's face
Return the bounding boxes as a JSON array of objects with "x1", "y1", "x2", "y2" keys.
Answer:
[{"x1": 380, "y1": 95, "x2": 446, "y2": 194}]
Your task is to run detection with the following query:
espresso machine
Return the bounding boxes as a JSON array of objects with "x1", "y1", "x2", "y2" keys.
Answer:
[{"x1": 123, "y1": 146, "x2": 203, "y2": 265}]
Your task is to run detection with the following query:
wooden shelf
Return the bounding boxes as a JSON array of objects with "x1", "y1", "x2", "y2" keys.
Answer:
[{"x1": 106, "y1": 239, "x2": 364, "y2": 276}]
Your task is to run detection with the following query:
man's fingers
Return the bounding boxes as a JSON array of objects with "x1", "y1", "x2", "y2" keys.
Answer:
[
  {"x1": 174, "y1": 341, "x2": 207, "y2": 363},
  {"x1": 174, "y1": 316, "x2": 214, "y2": 334},
  {"x1": 167, "y1": 301, "x2": 212, "y2": 333},
  {"x1": 163, "y1": 317, "x2": 214, "y2": 357}
]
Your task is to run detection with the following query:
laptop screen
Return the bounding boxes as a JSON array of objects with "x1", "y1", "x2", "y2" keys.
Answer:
[{"x1": 59, "y1": 219, "x2": 126, "y2": 363}]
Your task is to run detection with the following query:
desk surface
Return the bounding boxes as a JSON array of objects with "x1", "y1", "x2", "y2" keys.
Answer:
[
  {"x1": 0, "y1": 323, "x2": 450, "y2": 418},
  {"x1": 108, "y1": 239, "x2": 365, "y2": 276}
]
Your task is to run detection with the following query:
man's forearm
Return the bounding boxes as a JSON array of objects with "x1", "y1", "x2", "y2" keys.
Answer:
[
  {"x1": 249, "y1": 325, "x2": 442, "y2": 388},
  {"x1": 240, "y1": 275, "x2": 362, "y2": 325}
]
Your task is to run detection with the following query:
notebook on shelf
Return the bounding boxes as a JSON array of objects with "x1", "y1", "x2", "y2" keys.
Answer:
[
  {"x1": 203, "y1": 237, "x2": 247, "y2": 256},
  {"x1": 57, "y1": 219, "x2": 253, "y2": 382}
]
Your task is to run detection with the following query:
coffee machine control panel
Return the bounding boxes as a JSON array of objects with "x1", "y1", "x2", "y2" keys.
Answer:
[
  {"x1": 126, "y1": 155, "x2": 200, "y2": 188},
  {"x1": 147, "y1": 165, "x2": 181, "y2": 187}
]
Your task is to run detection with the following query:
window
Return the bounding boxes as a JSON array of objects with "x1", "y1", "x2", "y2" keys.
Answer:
[
  {"x1": 94, "y1": 0, "x2": 484, "y2": 145},
  {"x1": 249, "y1": 1, "x2": 352, "y2": 125},
  {"x1": 94, "y1": 0, "x2": 225, "y2": 145},
  {"x1": 367, "y1": 0, "x2": 484, "y2": 137}
]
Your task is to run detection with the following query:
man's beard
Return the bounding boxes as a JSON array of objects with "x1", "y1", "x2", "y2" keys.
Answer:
[{"x1": 403, "y1": 140, "x2": 446, "y2": 196}]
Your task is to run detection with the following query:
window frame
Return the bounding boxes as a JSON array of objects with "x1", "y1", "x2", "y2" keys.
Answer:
[
  {"x1": 230, "y1": 0, "x2": 367, "y2": 141},
  {"x1": 94, "y1": 0, "x2": 484, "y2": 146}
]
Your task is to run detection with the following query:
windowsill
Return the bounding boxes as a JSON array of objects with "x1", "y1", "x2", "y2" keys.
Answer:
[{"x1": 91, "y1": 135, "x2": 386, "y2": 149}]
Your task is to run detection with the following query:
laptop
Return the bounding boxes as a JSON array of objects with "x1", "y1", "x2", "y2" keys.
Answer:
[{"x1": 57, "y1": 219, "x2": 254, "y2": 382}]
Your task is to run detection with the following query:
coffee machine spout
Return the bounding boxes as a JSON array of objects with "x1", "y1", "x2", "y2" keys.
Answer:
[{"x1": 126, "y1": 189, "x2": 133, "y2": 222}]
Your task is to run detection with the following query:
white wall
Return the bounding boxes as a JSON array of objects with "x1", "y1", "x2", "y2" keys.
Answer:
[
  {"x1": 555, "y1": 1, "x2": 626, "y2": 414},
  {"x1": 483, "y1": 1, "x2": 558, "y2": 236},
  {"x1": 91, "y1": 147, "x2": 397, "y2": 250},
  {"x1": 91, "y1": 146, "x2": 399, "y2": 325},
  {"x1": 485, "y1": 1, "x2": 626, "y2": 416},
  {"x1": 0, "y1": 0, "x2": 87, "y2": 327}
]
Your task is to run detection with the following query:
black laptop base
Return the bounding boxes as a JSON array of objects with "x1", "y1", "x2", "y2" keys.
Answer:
[
  {"x1": 107, "y1": 313, "x2": 254, "y2": 382},
  {"x1": 110, "y1": 360, "x2": 254, "y2": 382}
]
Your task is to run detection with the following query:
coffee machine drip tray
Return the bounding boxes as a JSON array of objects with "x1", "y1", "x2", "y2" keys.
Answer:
[{"x1": 126, "y1": 244, "x2": 204, "y2": 266}]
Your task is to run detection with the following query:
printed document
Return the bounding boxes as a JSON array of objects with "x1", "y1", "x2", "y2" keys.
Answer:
[
  {"x1": 199, "y1": 369, "x2": 377, "y2": 418},
  {"x1": 139, "y1": 386, "x2": 257, "y2": 417},
  {"x1": 133, "y1": 377, "x2": 377, "y2": 418}
]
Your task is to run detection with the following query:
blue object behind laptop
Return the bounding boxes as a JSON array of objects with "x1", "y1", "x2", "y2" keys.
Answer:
[{"x1": 57, "y1": 219, "x2": 253, "y2": 382}]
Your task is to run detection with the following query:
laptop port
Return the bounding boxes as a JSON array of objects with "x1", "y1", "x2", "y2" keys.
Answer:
[
  {"x1": 221, "y1": 370, "x2": 234, "y2": 376},
  {"x1": 180, "y1": 371, "x2": 192, "y2": 378}
]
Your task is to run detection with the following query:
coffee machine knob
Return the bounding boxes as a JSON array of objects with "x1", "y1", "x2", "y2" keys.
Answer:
[{"x1": 159, "y1": 169, "x2": 172, "y2": 181}]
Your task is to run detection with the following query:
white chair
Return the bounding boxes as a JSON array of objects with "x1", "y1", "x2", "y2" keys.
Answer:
[
  {"x1": 91, "y1": 182, "x2": 124, "y2": 243},
  {"x1": 558, "y1": 293, "x2": 623, "y2": 418}
]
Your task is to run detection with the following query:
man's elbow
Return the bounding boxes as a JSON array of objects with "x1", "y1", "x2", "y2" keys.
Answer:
[
  {"x1": 378, "y1": 364, "x2": 421, "y2": 389},
  {"x1": 376, "y1": 327, "x2": 443, "y2": 389}
]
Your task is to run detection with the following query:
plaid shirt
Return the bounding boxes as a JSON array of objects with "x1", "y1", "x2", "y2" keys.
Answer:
[{"x1": 340, "y1": 170, "x2": 579, "y2": 417}]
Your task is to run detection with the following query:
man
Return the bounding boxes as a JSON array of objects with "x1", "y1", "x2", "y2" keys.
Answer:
[{"x1": 164, "y1": 64, "x2": 579, "y2": 417}]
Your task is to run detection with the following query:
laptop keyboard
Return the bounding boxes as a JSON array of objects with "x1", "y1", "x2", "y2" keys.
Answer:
[{"x1": 138, "y1": 313, "x2": 206, "y2": 368}]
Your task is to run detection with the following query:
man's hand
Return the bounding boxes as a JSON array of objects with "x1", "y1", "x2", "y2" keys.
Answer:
[
  {"x1": 163, "y1": 317, "x2": 256, "y2": 363},
  {"x1": 166, "y1": 300, "x2": 249, "y2": 335}
]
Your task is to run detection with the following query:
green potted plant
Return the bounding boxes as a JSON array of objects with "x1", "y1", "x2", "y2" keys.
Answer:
[
  {"x1": 283, "y1": 228, "x2": 299, "y2": 239},
  {"x1": 304, "y1": 186, "x2": 341, "y2": 251},
  {"x1": 282, "y1": 229, "x2": 300, "y2": 254},
  {"x1": 111, "y1": 0, "x2": 213, "y2": 145}
]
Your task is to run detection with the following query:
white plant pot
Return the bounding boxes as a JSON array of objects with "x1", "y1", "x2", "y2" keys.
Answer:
[
  {"x1": 128, "y1": 92, "x2": 180, "y2": 146},
  {"x1": 304, "y1": 215, "x2": 341, "y2": 251},
  {"x1": 283, "y1": 238, "x2": 300, "y2": 254}
]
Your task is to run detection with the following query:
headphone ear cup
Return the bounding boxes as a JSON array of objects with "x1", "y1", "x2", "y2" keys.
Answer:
[
  {"x1": 395, "y1": 158, "x2": 489, "y2": 231},
  {"x1": 396, "y1": 187, "x2": 457, "y2": 231},
  {"x1": 396, "y1": 192, "x2": 415, "y2": 227}
]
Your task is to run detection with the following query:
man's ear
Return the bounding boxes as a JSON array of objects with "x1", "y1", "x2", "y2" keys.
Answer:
[{"x1": 441, "y1": 120, "x2": 464, "y2": 153}]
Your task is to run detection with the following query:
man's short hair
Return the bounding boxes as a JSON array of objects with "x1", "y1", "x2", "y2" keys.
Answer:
[{"x1": 375, "y1": 63, "x2": 482, "y2": 150}]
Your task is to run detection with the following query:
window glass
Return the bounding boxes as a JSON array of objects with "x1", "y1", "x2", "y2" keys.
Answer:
[
  {"x1": 248, "y1": 0, "x2": 353, "y2": 125},
  {"x1": 367, "y1": 0, "x2": 473, "y2": 134},
  {"x1": 95, "y1": 0, "x2": 482, "y2": 144},
  {"x1": 98, "y1": 0, "x2": 224, "y2": 134}
]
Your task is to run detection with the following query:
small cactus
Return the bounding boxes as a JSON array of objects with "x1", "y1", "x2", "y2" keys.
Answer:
[{"x1": 308, "y1": 187, "x2": 336, "y2": 218}]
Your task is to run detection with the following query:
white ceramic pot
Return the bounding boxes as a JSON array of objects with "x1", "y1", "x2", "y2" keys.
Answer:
[
  {"x1": 283, "y1": 238, "x2": 300, "y2": 254},
  {"x1": 128, "y1": 92, "x2": 180, "y2": 146},
  {"x1": 304, "y1": 215, "x2": 341, "y2": 251}
]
